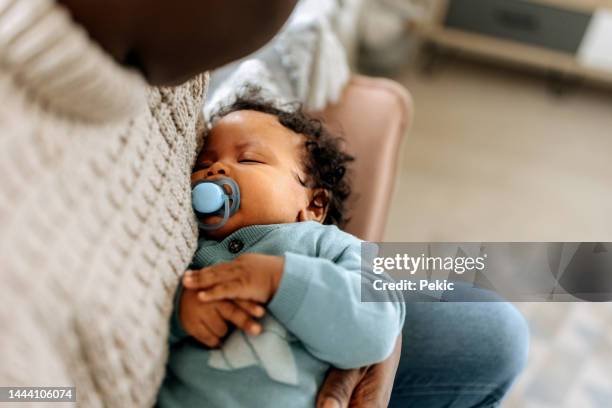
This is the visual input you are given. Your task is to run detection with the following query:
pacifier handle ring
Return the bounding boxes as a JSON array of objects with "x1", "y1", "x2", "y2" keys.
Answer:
[
  {"x1": 198, "y1": 196, "x2": 230, "y2": 231},
  {"x1": 218, "y1": 178, "x2": 240, "y2": 214}
]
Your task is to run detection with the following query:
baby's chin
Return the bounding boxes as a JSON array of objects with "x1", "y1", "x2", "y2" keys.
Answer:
[
  {"x1": 199, "y1": 214, "x2": 246, "y2": 241},
  {"x1": 198, "y1": 211, "x2": 297, "y2": 240}
]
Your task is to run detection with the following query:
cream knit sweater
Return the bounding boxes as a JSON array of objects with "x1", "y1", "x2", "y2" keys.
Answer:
[{"x1": 0, "y1": 0, "x2": 207, "y2": 406}]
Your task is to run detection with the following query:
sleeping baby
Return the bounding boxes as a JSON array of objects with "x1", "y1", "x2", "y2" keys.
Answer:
[{"x1": 156, "y1": 92, "x2": 405, "y2": 407}]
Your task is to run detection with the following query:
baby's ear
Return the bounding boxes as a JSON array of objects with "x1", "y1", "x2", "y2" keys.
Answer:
[{"x1": 298, "y1": 189, "x2": 330, "y2": 223}]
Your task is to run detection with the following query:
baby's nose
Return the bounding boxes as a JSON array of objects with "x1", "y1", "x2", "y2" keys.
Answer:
[{"x1": 206, "y1": 162, "x2": 229, "y2": 177}]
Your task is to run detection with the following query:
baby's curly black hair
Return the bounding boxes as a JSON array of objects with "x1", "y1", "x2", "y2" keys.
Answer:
[{"x1": 210, "y1": 90, "x2": 354, "y2": 227}]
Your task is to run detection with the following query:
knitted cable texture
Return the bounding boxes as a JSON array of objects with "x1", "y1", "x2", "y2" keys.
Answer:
[{"x1": 0, "y1": 1, "x2": 208, "y2": 406}]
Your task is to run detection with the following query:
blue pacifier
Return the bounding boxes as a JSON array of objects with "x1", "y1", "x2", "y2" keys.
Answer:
[{"x1": 192, "y1": 177, "x2": 240, "y2": 231}]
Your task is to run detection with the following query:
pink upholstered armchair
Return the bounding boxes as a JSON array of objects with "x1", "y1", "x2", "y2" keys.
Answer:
[{"x1": 317, "y1": 76, "x2": 413, "y2": 242}]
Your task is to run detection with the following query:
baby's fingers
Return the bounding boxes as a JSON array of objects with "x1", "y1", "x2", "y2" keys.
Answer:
[
  {"x1": 192, "y1": 322, "x2": 221, "y2": 348},
  {"x1": 217, "y1": 302, "x2": 262, "y2": 336},
  {"x1": 234, "y1": 300, "x2": 265, "y2": 318},
  {"x1": 197, "y1": 280, "x2": 247, "y2": 302},
  {"x1": 183, "y1": 264, "x2": 238, "y2": 289}
]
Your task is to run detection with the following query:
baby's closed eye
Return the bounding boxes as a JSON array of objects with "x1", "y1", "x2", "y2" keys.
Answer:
[{"x1": 238, "y1": 152, "x2": 266, "y2": 165}]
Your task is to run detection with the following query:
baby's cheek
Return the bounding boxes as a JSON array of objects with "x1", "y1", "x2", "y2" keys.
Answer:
[
  {"x1": 269, "y1": 183, "x2": 298, "y2": 206},
  {"x1": 249, "y1": 192, "x2": 296, "y2": 223},
  {"x1": 191, "y1": 170, "x2": 206, "y2": 184},
  {"x1": 239, "y1": 172, "x2": 302, "y2": 221}
]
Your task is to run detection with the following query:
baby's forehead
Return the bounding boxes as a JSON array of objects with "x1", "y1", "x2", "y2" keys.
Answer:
[{"x1": 205, "y1": 110, "x2": 304, "y2": 152}]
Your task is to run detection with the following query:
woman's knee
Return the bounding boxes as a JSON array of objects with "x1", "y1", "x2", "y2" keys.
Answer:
[
  {"x1": 392, "y1": 300, "x2": 529, "y2": 407},
  {"x1": 442, "y1": 283, "x2": 530, "y2": 384},
  {"x1": 483, "y1": 302, "x2": 530, "y2": 385},
  {"x1": 398, "y1": 299, "x2": 530, "y2": 387}
]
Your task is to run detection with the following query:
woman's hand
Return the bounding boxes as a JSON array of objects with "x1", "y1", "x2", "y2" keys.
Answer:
[
  {"x1": 317, "y1": 335, "x2": 402, "y2": 408},
  {"x1": 182, "y1": 254, "x2": 284, "y2": 303}
]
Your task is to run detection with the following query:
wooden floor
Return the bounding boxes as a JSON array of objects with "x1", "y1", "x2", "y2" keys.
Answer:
[
  {"x1": 385, "y1": 56, "x2": 612, "y2": 242},
  {"x1": 384, "y1": 55, "x2": 612, "y2": 407}
]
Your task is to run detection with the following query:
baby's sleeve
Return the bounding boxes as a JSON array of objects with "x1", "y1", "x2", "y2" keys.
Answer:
[{"x1": 267, "y1": 232, "x2": 405, "y2": 369}]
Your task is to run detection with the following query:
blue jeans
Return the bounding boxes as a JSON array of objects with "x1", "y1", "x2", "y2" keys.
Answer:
[{"x1": 390, "y1": 284, "x2": 530, "y2": 408}]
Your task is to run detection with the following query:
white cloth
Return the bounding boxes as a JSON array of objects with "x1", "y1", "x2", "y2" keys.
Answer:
[
  {"x1": 275, "y1": 0, "x2": 352, "y2": 110},
  {"x1": 206, "y1": 0, "x2": 359, "y2": 114},
  {"x1": 204, "y1": 60, "x2": 286, "y2": 120}
]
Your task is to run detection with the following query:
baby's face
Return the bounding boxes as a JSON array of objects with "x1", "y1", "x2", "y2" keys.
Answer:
[{"x1": 192, "y1": 110, "x2": 314, "y2": 239}]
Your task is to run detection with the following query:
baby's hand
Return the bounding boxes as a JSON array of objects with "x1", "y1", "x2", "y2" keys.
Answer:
[
  {"x1": 179, "y1": 288, "x2": 265, "y2": 348},
  {"x1": 183, "y1": 253, "x2": 284, "y2": 304}
]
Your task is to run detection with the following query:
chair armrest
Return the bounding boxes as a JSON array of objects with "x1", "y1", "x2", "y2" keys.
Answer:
[{"x1": 316, "y1": 75, "x2": 414, "y2": 241}]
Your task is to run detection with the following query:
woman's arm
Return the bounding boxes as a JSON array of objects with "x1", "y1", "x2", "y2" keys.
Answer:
[
  {"x1": 57, "y1": 0, "x2": 298, "y2": 85},
  {"x1": 317, "y1": 335, "x2": 402, "y2": 408}
]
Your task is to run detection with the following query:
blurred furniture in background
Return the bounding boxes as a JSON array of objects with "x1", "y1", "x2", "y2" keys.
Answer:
[
  {"x1": 410, "y1": 0, "x2": 612, "y2": 87},
  {"x1": 317, "y1": 75, "x2": 413, "y2": 242}
]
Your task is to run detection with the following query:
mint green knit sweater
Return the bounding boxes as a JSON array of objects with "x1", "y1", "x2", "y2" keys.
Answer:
[{"x1": 157, "y1": 221, "x2": 405, "y2": 407}]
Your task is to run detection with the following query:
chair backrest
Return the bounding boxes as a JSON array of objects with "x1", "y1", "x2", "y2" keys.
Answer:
[{"x1": 316, "y1": 75, "x2": 413, "y2": 242}]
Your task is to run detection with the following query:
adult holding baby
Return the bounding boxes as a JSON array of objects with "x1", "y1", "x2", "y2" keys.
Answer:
[
  {"x1": 0, "y1": 0, "x2": 528, "y2": 406},
  {"x1": 0, "y1": 0, "x2": 399, "y2": 406}
]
